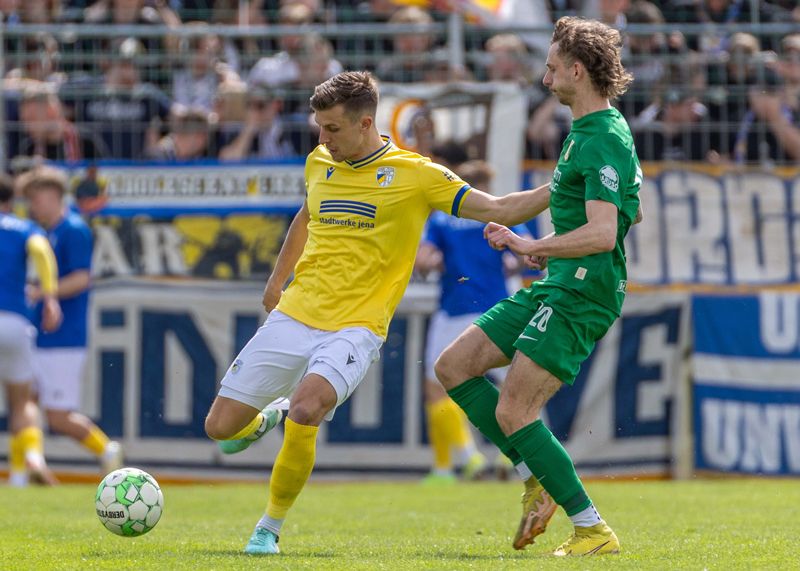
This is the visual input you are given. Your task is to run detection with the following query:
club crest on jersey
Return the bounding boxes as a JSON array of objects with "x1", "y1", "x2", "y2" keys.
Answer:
[
  {"x1": 599, "y1": 165, "x2": 619, "y2": 192},
  {"x1": 376, "y1": 166, "x2": 395, "y2": 187},
  {"x1": 326, "y1": 166, "x2": 335, "y2": 180}
]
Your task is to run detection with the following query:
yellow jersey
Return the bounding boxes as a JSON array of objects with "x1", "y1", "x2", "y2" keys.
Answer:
[{"x1": 277, "y1": 137, "x2": 472, "y2": 338}]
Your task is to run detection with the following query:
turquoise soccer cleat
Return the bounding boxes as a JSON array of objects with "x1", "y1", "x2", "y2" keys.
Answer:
[
  {"x1": 218, "y1": 408, "x2": 283, "y2": 455},
  {"x1": 244, "y1": 527, "x2": 280, "y2": 555}
]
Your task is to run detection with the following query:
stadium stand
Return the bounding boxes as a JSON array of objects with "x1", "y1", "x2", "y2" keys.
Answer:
[{"x1": 1, "y1": 1, "x2": 799, "y2": 167}]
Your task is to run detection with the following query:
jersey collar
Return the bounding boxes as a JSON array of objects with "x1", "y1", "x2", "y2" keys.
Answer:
[{"x1": 345, "y1": 136, "x2": 392, "y2": 169}]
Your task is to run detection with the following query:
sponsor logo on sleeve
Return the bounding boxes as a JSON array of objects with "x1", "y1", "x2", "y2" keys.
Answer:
[{"x1": 599, "y1": 165, "x2": 619, "y2": 192}]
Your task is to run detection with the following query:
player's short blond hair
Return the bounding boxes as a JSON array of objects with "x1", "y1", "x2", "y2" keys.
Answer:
[
  {"x1": 552, "y1": 16, "x2": 633, "y2": 99},
  {"x1": 17, "y1": 166, "x2": 68, "y2": 199}
]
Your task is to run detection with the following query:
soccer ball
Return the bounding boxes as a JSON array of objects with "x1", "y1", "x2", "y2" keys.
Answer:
[{"x1": 95, "y1": 467, "x2": 164, "y2": 537}]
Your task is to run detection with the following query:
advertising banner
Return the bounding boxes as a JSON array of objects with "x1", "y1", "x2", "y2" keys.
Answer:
[{"x1": 693, "y1": 293, "x2": 800, "y2": 475}]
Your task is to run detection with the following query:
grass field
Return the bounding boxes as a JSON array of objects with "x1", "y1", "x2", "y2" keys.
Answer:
[{"x1": 0, "y1": 478, "x2": 797, "y2": 570}]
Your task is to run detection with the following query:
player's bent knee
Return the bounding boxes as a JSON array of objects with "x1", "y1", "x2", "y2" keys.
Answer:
[
  {"x1": 495, "y1": 403, "x2": 518, "y2": 435},
  {"x1": 434, "y1": 350, "x2": 466, "y2": 390},
  {"x1": 288, "y1": 398, "x2": 331, "y2": 426},
  {"x1": 204, "y1": 414, "x2": 228, "y2": 441}
]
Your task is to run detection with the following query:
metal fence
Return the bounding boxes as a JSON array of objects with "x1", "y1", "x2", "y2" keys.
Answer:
[{"x1": 3, "y1": 17, "x2": 800, "y2": 170}]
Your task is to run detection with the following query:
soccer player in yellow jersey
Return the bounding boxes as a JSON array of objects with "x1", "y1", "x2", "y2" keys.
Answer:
[{"x1": 203, "y1": 71, "x2": 552, "y2": 555}]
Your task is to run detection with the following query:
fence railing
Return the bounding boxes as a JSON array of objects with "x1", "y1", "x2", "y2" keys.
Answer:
[{"x1": 2, "y1": 19, "x2": 799, "y2": 170}]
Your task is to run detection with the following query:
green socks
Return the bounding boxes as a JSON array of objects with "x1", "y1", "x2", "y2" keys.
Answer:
[
  {"x1": 508, "y1": 420, "x2": 591, "y2": 516},
  {"x1": 447, "y1": 377, "x2": 522, "y2": 465}
]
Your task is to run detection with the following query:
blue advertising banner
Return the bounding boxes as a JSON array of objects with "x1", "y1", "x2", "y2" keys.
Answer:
[{"x1": 693, "y1": 293, "x2": 800, "y2": 475}]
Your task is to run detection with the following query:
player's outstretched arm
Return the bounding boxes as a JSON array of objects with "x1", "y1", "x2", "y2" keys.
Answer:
[
  {"x1": 485, "y1": 200, "x2": 618, "y2": 259},
  {"x1": 26, "y1": 234, "x2": 62, "y2": 332},
  {"x1": 458, "y1": 183, "x2": 550, "y2": 226},
  {"x1": 263, "y1": 201, "x2": 310, "y2": 312}
]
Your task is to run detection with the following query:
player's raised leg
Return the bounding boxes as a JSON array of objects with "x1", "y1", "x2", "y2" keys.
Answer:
[
  {"x1": 205, "y1": 395, "x2": 283, "y2": 454},
  {"x1": 435, "y1": 324, "x2": 557, "y2": 548},
  {"x1": 499, "y1": 353, "x2": 618, "y2": 556},
  {"x1": 36, "y1": 348, "x2": 123, "y2": 473}
]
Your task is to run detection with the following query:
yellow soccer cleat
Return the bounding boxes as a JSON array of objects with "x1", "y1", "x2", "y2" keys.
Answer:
[
  {"x1": 553, "y1": 521, "x2": 620, "y2": 556},
  {"x1": 512, "y1": 477, "x2": 557, "y2": 550}
]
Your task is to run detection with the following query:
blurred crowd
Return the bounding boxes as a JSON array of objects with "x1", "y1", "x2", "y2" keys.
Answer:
[{"x1": 3, "y1": 0, "x2": 800, "y2": 168}]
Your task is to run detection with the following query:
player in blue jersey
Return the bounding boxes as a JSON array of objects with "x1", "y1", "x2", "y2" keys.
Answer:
[
  {"x1": 19, "y1": 167, "x2": 123, "y2": 474},
  {"x1": 416, "y1": 160, "x2": 532, "y2": 484},
  {"x1": 1, "y1": 174, "x2": 61, "y2": 486}
]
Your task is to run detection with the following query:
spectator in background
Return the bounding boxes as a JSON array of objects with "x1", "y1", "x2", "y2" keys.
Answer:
[
  {"x1": 16, "y1": 82, "x2": 107, "y2": 163},
  {"x1": 0, "y1": 0, "x2": 20, "y2": 23},
  {"x1": 632, "y1": 87, "x2": 716, "y2": 161},
  {"x1": 619, "y1": 1, "x2": 669, "y2": 118},
  {"x1": 748, "y1": 34, "x2": 800, "y2": 162},
  {"x1": 706, "y1": 32, "x2": 781, "y2": 162},
  {"x1": 212, "y1": 79, "x2": 248, "y2": 151},
  {"x1": 376, "y1": 6, "x2": 442, "y2": 83},
  {"x1": 210, "y1": 0, "x2": 265, "y2": 62},
  {"x1": 84, "y1": 0, "x2": 182, "y2": 56},
  {"x1": 248, "y1": 3, "x2": 343, "y2": 91},
  {"x1": 61, "y1": 37, "x2": 172, "y2": 160},
  {"x1": 173, "y1": 24, "x2": 240, "y2": 111},
  {"x1": 218, "y1": 85, "x2": 297, "y2": 160},
  {"x1": 5, "y1": 33, "x2": 67, "y2": 89},
  {"x1": 19, "y1": 0, "x2": 61, "y2": 22},
  {"x1": 149, "y1": 106, "x2": 214, "y2": 161},
  {"x1": 483, "y1": 33, "x2": 568, "y2": 160}
]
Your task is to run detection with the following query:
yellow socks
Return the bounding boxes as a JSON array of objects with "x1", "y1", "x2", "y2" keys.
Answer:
[
  {"x1": 266, "y1": 418, "x2": 318, "y2": 519},
  {"x1": 427, "y1": 397, "x2": 474, "y2": 470},
  {"x1": 9, "y1": 433, "x2": 26, "y2": 473},
  {"x1": 426, "y1": 400, "x2": 453, "y2": 469},
  {"x1": 227, "y1": 413, "x2": 264, "y2": 441},
  {"x1": 16, "y1": 426, "x2": 44, "y2": 460},
  {"x1": 80, "y1": 426, "x2": 110, "y2": 456}
]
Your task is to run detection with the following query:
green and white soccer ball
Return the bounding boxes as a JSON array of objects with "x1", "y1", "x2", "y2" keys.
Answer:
[{"x1": 95, "y1": 467, "x2": 164, "y2": 537}]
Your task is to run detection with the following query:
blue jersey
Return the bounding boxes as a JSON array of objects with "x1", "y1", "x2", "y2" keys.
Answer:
[
  {"x1": 36, "y1": 212, "x2": 93, "y2": 348},
  {"x1": 0, "y1": 212, "x2": 42, "y2": 321},
  {"x1": 424, "y1": 212, "x2": 530, "y2": 316}
]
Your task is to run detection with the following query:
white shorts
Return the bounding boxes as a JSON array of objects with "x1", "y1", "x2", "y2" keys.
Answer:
[
  {"x1": 0, "y1": 311, "x2": 37, "y2": 384},
  {"x1": 218, "y1": 310, "x2": 383, "y2": 420},
  {"x1": 34, "y1": 348, "x2": 87, "y2": 411},
  {"x1": 424, "y1": 310, "x2": 509, "y2": 382}
]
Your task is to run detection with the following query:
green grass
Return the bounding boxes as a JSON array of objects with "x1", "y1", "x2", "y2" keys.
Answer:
[{"x1": 0, "y1": 479, "x2": 797, "y2": 570}]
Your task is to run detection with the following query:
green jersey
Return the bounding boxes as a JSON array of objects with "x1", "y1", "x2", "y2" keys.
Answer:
[{"x1": 542, "y1": 107, "x2": 641, "y2": 315}]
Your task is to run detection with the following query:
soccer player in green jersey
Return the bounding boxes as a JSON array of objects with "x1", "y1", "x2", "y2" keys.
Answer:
[{"x1": 436, "y1": 17, "x2": 642, "y2": 556}]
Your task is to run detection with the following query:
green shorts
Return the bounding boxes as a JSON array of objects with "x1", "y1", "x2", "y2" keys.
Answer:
[{"x1": 474, "y1": 283, "x2": 617, "y2": 385}]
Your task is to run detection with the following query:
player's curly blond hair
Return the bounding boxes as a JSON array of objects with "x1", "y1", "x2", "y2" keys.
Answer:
[{"x1": 552, "y1": 17, "x2": 633, "y2": 99}]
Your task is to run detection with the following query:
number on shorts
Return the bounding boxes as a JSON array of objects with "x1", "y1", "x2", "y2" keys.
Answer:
[{"x1": 529, "y1": 304, "x2": 553, "y2": 333}]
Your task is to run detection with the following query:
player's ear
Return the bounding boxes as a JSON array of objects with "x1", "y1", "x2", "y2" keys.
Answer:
[{"x1": 360, "y1": 115, "x2": 373, "y2": 131}]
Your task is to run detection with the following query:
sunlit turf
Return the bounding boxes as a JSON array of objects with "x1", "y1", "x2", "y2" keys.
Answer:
[{"x1": 1, "y1": 478, "x2": 797, "y2": 570}]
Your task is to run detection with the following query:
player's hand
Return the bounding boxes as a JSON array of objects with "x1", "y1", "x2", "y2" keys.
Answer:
[
  {"x1": 26, "y1": 284, "x2": 43, "y2": 303},
  {"x1": 41, "y1": 296, "x2": 62, "y2": 333},
  {"x1": 524, "y1": 255, "x2": 548, "y2": 270},
  {"x1": 484, "y1": 222, "x2": 532, "y2": 256},
  {"x1": 262, "y1": 281, "x2": 282, "y2": 313}
]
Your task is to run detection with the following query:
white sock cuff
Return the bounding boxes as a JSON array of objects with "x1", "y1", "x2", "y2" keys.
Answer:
[
  {"x1": 514, "y1": 461, "x2": 533, "y2": 480},
  {"x1": 257, "y1": 514, "x2": 284, "y2": 536}
]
